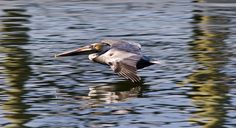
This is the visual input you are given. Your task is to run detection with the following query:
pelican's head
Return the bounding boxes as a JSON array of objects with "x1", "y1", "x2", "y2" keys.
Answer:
[{"x1": 55, "y1": 42, "x2": 110, "y2": 57}]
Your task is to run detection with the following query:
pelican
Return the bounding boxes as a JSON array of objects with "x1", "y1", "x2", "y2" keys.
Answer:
[{"x1": 55, "y1": 39, "x2": 160, "y2": 82}]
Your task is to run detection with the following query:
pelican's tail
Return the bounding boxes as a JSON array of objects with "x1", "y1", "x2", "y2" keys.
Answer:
[{"x1": 150, "y1": 60, "x2": 161, "y2": 64}]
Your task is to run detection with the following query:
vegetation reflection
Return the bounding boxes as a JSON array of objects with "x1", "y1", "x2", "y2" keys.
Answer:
[
  {"x1": 0, "y1": 8, "x2": 33, "y2": 128},
  {"x1": 186, "y1": 0, "x2": 231, "y2": 127}
]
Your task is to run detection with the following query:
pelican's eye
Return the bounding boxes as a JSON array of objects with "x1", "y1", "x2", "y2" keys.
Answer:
[{"x1": 94, "y1": 44, "x2": 103, "y2": 51}]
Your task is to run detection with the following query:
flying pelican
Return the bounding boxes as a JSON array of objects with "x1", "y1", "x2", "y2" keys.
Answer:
[{"x1": 55, "y1": 39, "x2": 160, "y2": 82}]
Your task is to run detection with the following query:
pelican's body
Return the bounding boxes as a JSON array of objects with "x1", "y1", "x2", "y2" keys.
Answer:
[{"x1": 56, "y1": 39, "x2": 160, "y2": 82}]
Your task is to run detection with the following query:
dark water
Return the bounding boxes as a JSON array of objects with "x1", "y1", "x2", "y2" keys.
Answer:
[{"x1": 0, "y1": 0, "x2": 236, "y2": 128}]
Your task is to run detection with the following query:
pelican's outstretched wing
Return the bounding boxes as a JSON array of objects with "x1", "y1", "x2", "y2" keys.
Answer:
[
  {"x1": 101, "y1": 49, "x2": 141, "y2": 82},
  {"x1": 101, "y1": 39, "x2": 141, "y2": 55}
]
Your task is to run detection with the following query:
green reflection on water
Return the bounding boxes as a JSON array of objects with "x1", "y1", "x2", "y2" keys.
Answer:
[
  {"x1": 0, "y1": 8, "x2": 34, "y2": 128},
  {"x1": 185, "y1": 1, "x2": 231, "y2": 128}
]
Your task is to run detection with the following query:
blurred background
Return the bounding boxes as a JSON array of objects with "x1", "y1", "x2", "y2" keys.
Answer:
[{"x1": 0, "y1": 0, "x2": 236, "y2": 128}]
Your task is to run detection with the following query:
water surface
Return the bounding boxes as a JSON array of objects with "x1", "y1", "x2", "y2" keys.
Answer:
[{"x1": 0, "y1": 0, "x2": 236, "y2": 128}]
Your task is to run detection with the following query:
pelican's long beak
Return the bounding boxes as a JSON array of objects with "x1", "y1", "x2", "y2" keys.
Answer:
[{"x1": 55, "y1": 45, "x2": 94, "y2": 57}]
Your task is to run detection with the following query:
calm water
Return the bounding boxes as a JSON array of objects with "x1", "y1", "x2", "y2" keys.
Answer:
[{"x1": 0, "y1": 0, "x2": 236, "y2": 128}]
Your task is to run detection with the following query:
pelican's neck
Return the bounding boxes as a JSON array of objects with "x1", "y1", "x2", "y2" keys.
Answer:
[
  {"x1": 88, "y1": 53, "x2": 106, "y2": 65},
  {"x1": 88, "y1": 53, "x2": 98, "y2": 61}
]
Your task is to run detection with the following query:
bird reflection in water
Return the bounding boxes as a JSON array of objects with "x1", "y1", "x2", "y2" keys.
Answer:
[
  {"x1": 87, "y1": 81, "x2": 143, "y2": 104},
  {"x1": 57, "y1": 81, "x2": 144, "y2": 107}
]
